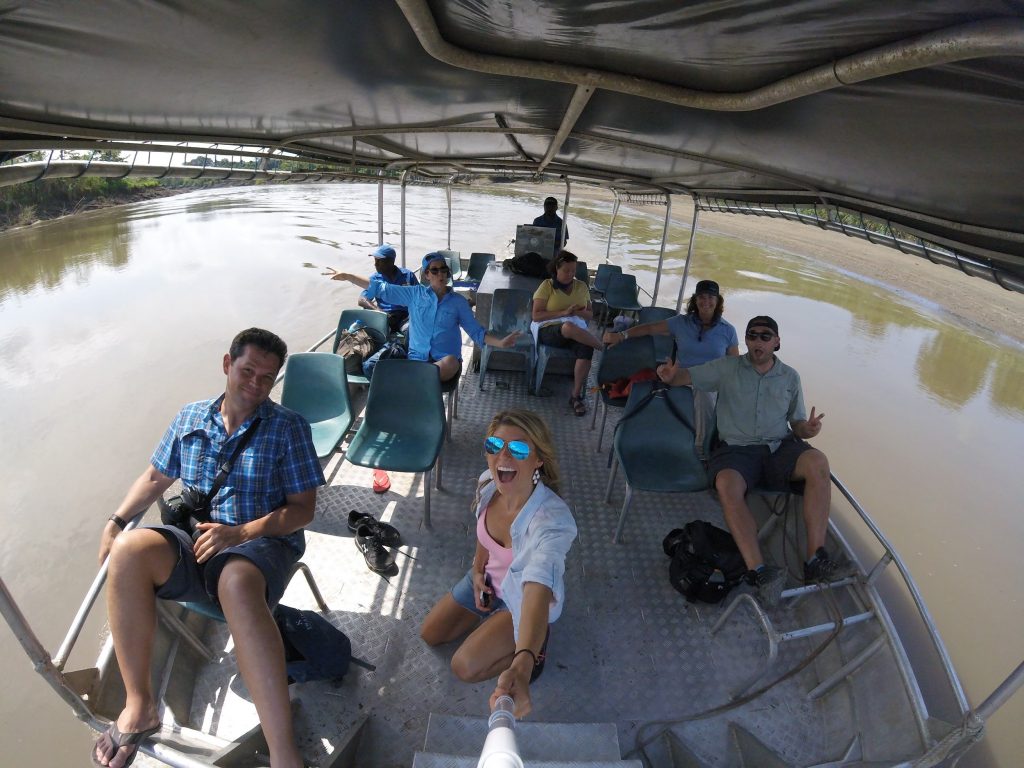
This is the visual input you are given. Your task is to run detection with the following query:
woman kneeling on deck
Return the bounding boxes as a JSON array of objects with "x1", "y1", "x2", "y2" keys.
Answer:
[{"x1": 420, "y1": 409, "x2": 577, "y2": 716}]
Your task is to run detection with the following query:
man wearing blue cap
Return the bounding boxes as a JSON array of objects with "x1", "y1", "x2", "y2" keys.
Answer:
[
  {"x1": 361, "y1": 252, "x2": 520, "y2": 381},
  {"x1": 324, "y1": 243, "x2": 419, "y2": 333},
  {"x1": 657, "y1": 315, "x2": 853, "y2": 608}
]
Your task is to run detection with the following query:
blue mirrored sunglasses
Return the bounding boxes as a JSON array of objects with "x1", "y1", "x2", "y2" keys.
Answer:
[{"x1": 484, "y1": 436, "x2": 531, "y2": 461}]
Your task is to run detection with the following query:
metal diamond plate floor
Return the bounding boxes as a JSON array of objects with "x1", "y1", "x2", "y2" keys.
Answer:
[{"x1": 181, "y1": 346, "x2": 902, "y2": 767}]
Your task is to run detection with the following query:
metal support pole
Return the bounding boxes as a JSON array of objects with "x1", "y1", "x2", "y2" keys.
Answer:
[
  {"x1": 561, "y1": 178, "x2": 571, "y2": 252},
  {"x1": 377, "y1": 174, "x2": 384, "y2": 247},
  {"x1": 651, "y1": 193, "x2": 671, "y2": 305},
  {"x1": 975, "y1": 660, "x2": 1024, "y2": 721},
  {"x1": 675, "y1": 201, "x2": 700, "y2": 312},
  {"x1": 604, "y1": 191, "x2": 620, "y2": 264},
  {"x1": 400, "y1": 170, "x2": 409, "y2": 269},
  {"x1": 0, "y1": 577, "x2": 101, "y2": 727},
  {"x1": 446, "y1": 183, "x2": 452, "y2": 249}
]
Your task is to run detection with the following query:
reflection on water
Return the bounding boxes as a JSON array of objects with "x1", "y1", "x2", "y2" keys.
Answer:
[{"x1": 0, "y1": 184, "x2": 1021, "y2": 767}]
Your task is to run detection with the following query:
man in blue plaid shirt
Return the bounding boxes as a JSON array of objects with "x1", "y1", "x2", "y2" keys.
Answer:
[{"x1": 95, "y1": 328, "x2": 324, "y2": 768}]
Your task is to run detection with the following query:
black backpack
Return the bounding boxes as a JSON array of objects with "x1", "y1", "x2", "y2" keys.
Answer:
[
  {"x1": 274, "y1": 604, "x2": 354, "y2": 684},
  {"x1": 662, "y1": 521, "x2": 748, "y2": 604},
  {"x1": 502, "y1": 251, "x2": 549, "y2": 278}
]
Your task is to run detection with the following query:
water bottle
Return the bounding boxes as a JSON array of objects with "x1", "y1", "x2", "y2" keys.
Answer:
[
  {"x1": 347, "y1": 319, "x2": 366, "y2": 333},
  {"x1": 612, "y1": 314, "x2": 633, "y2": 333}
]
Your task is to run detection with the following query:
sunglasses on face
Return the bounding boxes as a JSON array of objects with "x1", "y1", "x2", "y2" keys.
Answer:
[
  {"x1": 746, "y1": 331, "x2": 776, "y2": 341},
  {"x1": 426, "y1": 265, "x2": 450, "y2": 275},
  {"x1": 484, "y1": 436, "x2": 531, "y2": 460}
]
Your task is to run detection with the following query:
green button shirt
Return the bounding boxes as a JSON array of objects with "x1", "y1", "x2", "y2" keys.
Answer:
[{"x1": 688, "y1": 354, "x2": 806, "y2": 451}]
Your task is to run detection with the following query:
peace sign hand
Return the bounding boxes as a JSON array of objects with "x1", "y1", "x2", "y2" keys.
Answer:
[{"x1": 803, "y1": 406, "x2": 825, "y2": 438}]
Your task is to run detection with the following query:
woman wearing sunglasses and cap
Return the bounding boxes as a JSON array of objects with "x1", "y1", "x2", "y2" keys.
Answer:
[{"x1": 420, "y1": 409, "x2": 577, "y2": 718}]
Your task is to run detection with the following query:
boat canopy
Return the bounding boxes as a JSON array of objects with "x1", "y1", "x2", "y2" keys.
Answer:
[{"x1": 2, "y1": 1, "x2": 1024, "y2": 288}]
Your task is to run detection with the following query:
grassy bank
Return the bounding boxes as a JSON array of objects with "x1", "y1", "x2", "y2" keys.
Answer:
[{"x1": 0, "y1": 176, "x2": 228, "y2": 231}]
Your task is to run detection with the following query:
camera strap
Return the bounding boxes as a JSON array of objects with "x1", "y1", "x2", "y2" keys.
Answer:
[{"x1": 206, "y1": 417, "x2": 263, "y2": 507}]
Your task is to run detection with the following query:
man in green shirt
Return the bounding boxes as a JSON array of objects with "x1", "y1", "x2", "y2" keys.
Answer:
[{"x1": 657, "y1": 315, "x2": 852, "y2": 608}]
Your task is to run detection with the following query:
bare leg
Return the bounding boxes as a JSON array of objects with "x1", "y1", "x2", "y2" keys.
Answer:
[
  {"x1": 715, "y1": 469, "x2": 764, "y2": 570},
  {"x1": 217, "y1": 557, "x2": 302, "y2": 768},
  {"x1": 434, "y1": 355, "x2": 462, "y2": 382},
  {"x1": 96, "y1": 530, "x2": 177, "y2": 768},
  {"x1": 791, "y1": 448, "x2": 831, "y2": 558},
  {"x1": 420, "y1": 593, "x2": 481, "y2": 646},
  {"x1": 572, "y1": 358, "x2": 592, "y2": 400},
  {"x1": 451, "y1": 611, "x2": 516, "y2": 682},
  {"x1": 561, "y1": 322, "x2": 602, "y2": 350}
]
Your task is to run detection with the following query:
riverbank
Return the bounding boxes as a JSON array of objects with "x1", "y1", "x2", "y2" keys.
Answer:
[{"x1": 572, "y1": 186, "x2": 1024, "y2": 347}]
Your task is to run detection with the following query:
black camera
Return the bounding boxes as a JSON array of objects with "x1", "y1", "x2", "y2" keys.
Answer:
[
  {"x1": 479, "y1": 573, "x2": 493, "y2": 608},
  {"x1": 158, "y1": 485, "x2": 211, "y2": 541}
]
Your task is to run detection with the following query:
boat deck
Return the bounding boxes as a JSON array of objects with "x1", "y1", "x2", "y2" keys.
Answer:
[{"x1": 141, "y1": 347, "x2": 922, "y2": 767}]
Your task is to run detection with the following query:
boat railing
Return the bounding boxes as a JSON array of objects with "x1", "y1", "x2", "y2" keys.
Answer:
[{"x1": 829, "y1": 473, "x2": 970, "y2": 714}]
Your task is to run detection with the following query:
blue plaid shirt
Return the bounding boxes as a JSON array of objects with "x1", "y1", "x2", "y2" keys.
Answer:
[{"x1": 151, "y1": 395, "x2": 325, "y2": 526}]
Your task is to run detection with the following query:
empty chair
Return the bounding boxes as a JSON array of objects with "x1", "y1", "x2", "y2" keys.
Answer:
[
  {"x1": 344, "y1": 359, "x2": 446, "y2": 526},
  {"x1": 280, "y1": 352, "x2": 354, "y2": 458},
  {"x1": 637, "y1": 305, "x2": 678, "y2": 363},
  {"x1": 606, "y1": 381, "x2": 710, "y2": 543},
  {"x1": 479, "y1": 288, "x2": 535, "y2": 392},
  {"x1": 604, "y1": 273, "x2": 643, "y2": 321},
  {"x1": 591, "y1": 263, "x2": 622, "y2": 298},
  {"x1": 333, "y1": 308, "x2": 390, "y2": 386},
  {"x1": 574, "y1": 259, "x2": 589, "y2": 284},
  {"x1": 466, "y1": 252, "x2": 496, "y2": 282},
  {"x1": 534, "y1": 340, "x2": 576, "y2": 395},
  {"x1": 590, "y1": 335, "x2": 656, "y2": 452}
]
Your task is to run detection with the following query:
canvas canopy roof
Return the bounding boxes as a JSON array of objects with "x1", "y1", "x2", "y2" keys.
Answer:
[{"x1": 2, "y1": 1, "x2": 1023, "y2": 288}]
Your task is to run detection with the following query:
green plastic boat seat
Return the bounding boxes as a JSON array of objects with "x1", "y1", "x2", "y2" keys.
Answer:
[
  {"x1": 480, "y1": 288, "x2": 535, "y2": 392},
  {"x1": 280, "y1": 352, "x2": 354, "y2": 458}
]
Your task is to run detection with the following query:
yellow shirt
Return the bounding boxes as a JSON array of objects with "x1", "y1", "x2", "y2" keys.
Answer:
[{"x1": 533, "y1": 279, "x2": 590, "y2": 313}]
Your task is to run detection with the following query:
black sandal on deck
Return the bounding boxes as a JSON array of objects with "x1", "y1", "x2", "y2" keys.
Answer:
[{"x1": 570, "y1": 395, "x2": 586, "y2": 417}]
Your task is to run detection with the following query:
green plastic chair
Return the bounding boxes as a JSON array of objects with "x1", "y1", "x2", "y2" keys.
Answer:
[
  {"x1": 437, "y1": 249, "x2": 462, "y2": 281},
  {"x1": 638, "y1": 306, "x2": 677, "y2": 363},
  {"x1": 333, "y1": 308, "x2": 390, "y2": 386},
  {"x1": 344, "y1": 359, "x2": 446, "y2": 527},
  {"x1": 606, "y1": 381, "x2": 711, "y2": 543},
  {"x1": 280, "y1": 352, "x2": 354, "y2": 458},
  {"x1": 604, "y1": 272, "x2": 643, "y2": 318},
  {"x1": 590, "y1": 335, "x2": 656, "y2": 452},
  {"x1": 591, "y1": 263, "x2": 621, "y2": 298},
  {"x1": 467, "y1": 252, "x2": 495, "y2": 281},
  {"x1": 574, "y1": 260, "x2": 589, "y2": 284}
]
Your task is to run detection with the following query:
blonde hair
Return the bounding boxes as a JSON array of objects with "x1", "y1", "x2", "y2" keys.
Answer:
[{"x1": 484, "y1": 409, "x2": 561, "y2": 494}]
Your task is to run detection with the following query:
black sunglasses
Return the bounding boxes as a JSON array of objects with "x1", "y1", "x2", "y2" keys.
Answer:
[
  {"x1": 426, "y1": 265, "x2": 450, "y2": 275},
  {"x1": 745, "y1": 331, "x2": 776, "y2": 341}
]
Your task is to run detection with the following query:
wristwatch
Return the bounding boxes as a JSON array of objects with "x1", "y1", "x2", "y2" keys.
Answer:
[{"x1": 621, "y1": 329, "x2": 629, "y2": 340}]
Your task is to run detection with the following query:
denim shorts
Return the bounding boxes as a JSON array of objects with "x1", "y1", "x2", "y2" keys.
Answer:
[
  {"x1": 451, "y1": 568, "x2": 509, "y2": 618},
  {"x1": 151, "y1": 525, "x2": 303, "y2": 609},
  {"x1": 708, "y1": 436, "x2": 813, "y2": 492}
]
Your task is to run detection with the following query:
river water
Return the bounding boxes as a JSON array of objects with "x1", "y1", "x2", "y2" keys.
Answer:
[{"x1": 0, "y1": 184, "x2": 1020, "y2": 766}]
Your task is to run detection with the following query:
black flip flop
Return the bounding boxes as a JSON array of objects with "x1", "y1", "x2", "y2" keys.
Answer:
[{"x1": 92, "y1": 722, "x2": 160, "y2": 768}]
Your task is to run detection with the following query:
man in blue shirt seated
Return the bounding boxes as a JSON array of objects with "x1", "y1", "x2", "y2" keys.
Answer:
[
  {"x1": 362, "y1": 252, "x2": 521, "y2": 382},
  {"x1": 95, "y1": 328, "x2": 324, "y2": 768},
  {"x1": 533, "y1": 196, "x2": 568, "y2": 252},
  {"x1": 324, "y1": 243, "x2": 419, "y2": 333},
  {"x1": 657, "y1": 316, "x2": 853, "y2": 609}
]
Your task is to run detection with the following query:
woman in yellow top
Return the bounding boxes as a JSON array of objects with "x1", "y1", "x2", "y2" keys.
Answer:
[{"x1": 531, "y1": 250, "x2": 604, "y2": 415}]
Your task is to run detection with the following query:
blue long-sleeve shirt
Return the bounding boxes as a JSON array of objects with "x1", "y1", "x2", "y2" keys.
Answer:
[{"x1": 364, "y1": 281, "x2": 486, "y2": 361}]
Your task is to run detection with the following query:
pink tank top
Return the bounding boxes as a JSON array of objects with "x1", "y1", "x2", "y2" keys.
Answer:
[{"x1": 477, "y1": 505, "x2": 513, "y2": 599}]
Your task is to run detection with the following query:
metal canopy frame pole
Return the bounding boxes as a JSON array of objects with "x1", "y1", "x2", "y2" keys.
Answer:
[
  {"x1": 446, "y1": 182, "x2": 452, "y2": 249},
  {"x1": 605, "y1": 191, "x2": 620, "y2": 264},
  {"x1": 400, "y1": 170, "x2": 409, "y2": 268},
  {"x1": 651, "y1": 192, "x2": 672, "y2": 305},
  {"x1": 561, "y1": 178, "x2": 571, "y2": 252},
  {"x1": 675, "y1": 201, "x2": 700, "y2": 312},
  {"x1": 377, "y1": 173, "x2": 384, "y2": 247}
]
